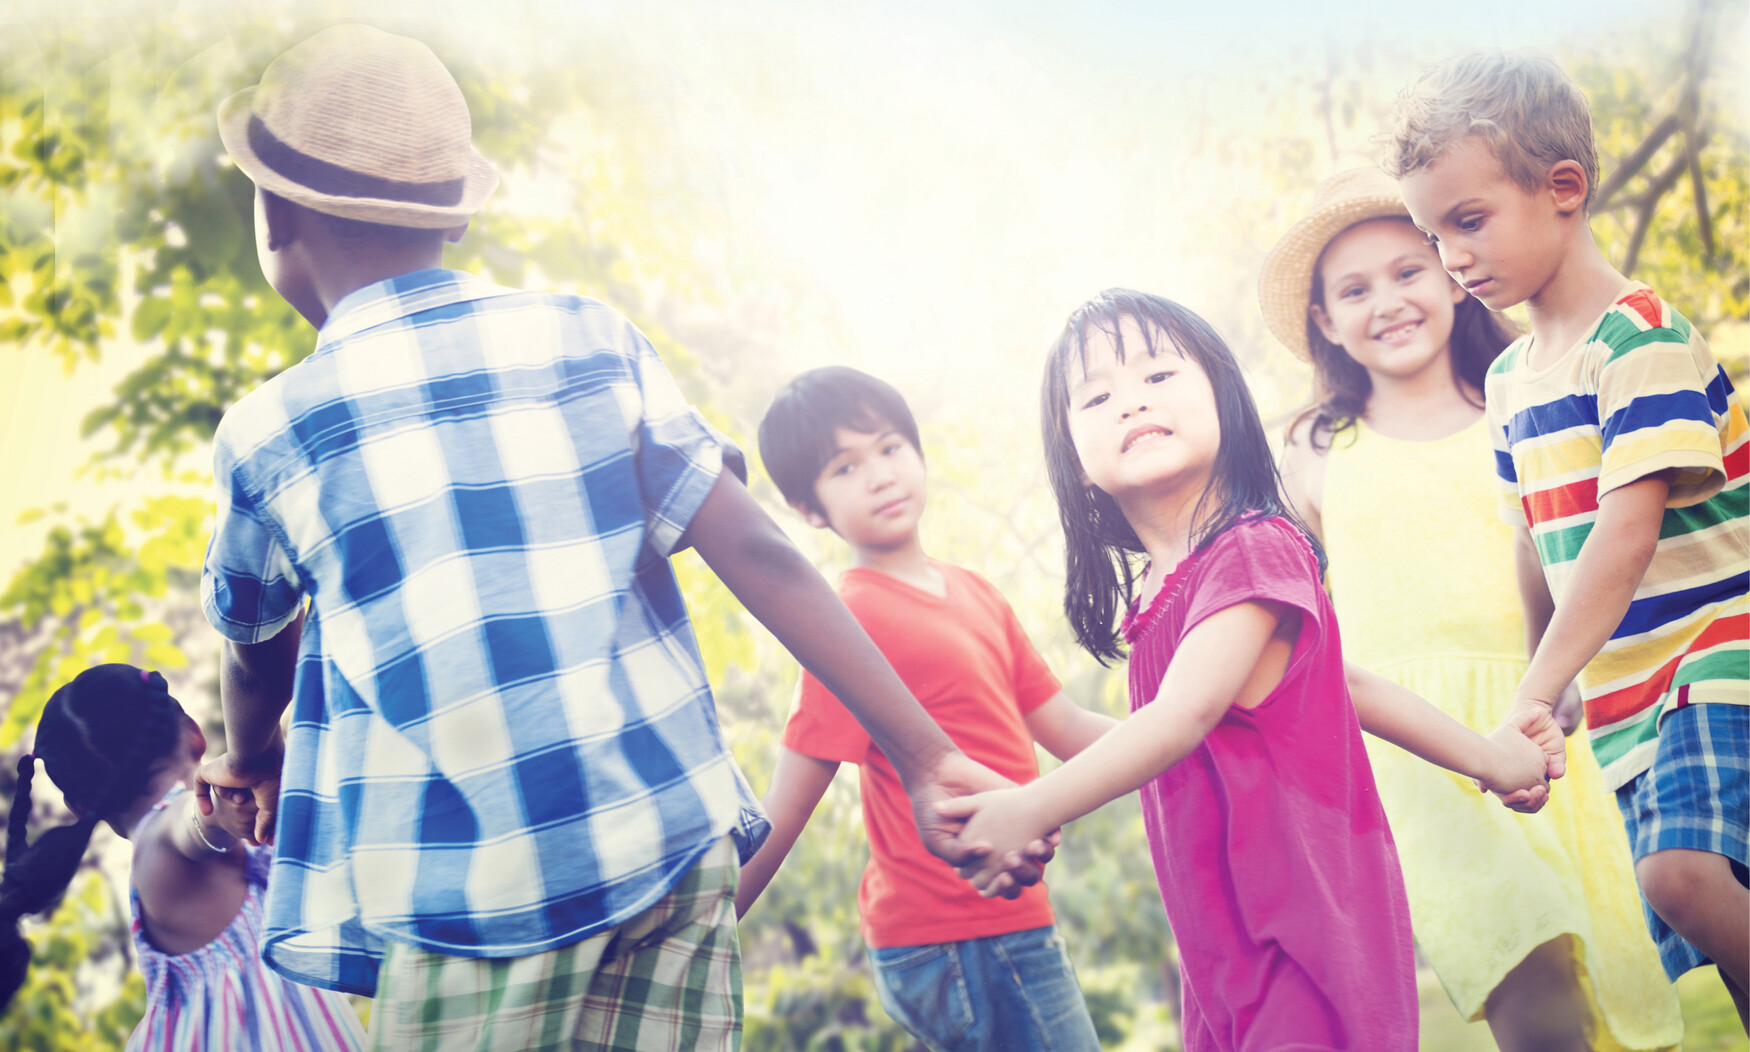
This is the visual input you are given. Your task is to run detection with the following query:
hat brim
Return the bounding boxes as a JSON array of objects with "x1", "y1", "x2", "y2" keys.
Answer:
[
  {"x1": 218, "y1": 88, "x2": 497, "y2": 229},
  {"x1": 1257, "y1": 191, "x2": 1414, "y2": 361}
]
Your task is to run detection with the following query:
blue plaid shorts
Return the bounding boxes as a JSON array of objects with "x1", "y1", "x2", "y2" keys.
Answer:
[{"x1": 1615, "y1": 702, "x2": 1749, "y2": 980}]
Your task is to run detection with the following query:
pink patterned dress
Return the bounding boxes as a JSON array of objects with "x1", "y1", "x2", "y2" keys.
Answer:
[
  {"x1": 1122, "y1": 516, "x2": 1416, "y2": 1051},
  {"x1": 125, "y1": 787, "x2": 365, "y2": 1051}
]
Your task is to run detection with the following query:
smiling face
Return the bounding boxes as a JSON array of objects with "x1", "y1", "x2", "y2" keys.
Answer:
[
  {"x1": 803, "y1": 424, "x2": 928, "y2": 553},
  {"x1": 1310, "y1": 217, "x2": 1467, "y2": 383},
  {"x1": 1065, "y1": 316, "x2": 1221, "y2": 513},
  {"x1": 1398, "y1": 136, "x2": 1567, "y2": 312}
]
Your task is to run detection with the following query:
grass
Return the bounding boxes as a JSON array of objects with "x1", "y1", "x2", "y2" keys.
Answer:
[{"x1": 1416, "y1": 966, "x2": 1746, "y2": 1051}]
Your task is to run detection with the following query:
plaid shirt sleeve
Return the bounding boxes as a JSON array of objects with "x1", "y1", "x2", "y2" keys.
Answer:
[
  {"x1": 623, "y1": 326, "x2": 742, "y2": 555},
  {"x1": 201, "y1": 424, "x2": 306, "y2": 643}
]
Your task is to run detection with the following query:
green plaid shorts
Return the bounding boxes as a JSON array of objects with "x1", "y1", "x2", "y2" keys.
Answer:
[{"x1": 368, "y1": 837, "x2": 741, "y2": 1052}]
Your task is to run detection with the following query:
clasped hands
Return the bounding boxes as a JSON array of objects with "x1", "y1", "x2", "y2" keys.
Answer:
[{"x1": 1476, "y1": 691, "x2": 1572, "y2": 813}]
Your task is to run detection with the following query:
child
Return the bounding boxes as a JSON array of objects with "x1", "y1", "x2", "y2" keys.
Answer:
[
  {"x1": 0, "y1": 664, "x2": 365, "y2": 1050},
  {"x1": 191, "y1": 26, "x2": 1035, "y2": 1050},
  {"x1": 738, "y1": 366, "x2": 1111, "y2": 1051},
  {"x1": 938, "y1": 289, "x2": 1561, "y2": 1051},
  {"x1": 1390, "y1": 49, "x2": 1749, "y2": 1026},
  {"x1": 1265, "y1": 166, "x2": 1682, "y2": 1049}
]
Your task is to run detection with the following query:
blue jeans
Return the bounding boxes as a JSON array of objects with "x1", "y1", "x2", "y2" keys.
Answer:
[{"x1": 867, "y1": 925, "x2": 1101, "y2": 1052}]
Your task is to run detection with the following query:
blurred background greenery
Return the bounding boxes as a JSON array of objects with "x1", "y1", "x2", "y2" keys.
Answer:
[{"x1": 0, "y1": 0, "x2": 1744, "y2": 1048}]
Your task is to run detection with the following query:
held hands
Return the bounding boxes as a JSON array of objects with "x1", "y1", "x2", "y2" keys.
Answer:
[
  {"x1": 911, "y1": 751, "x2": 1058, "y2": 898},
  {"x1": 933, "y1": 787, "x2": 1055, "y2": 897},
  {"x1": 195, "y1": 730, "x2": 286, "y2": 846},
  {"x1": 1476, "y1": 698, "x2": 1569, "y2": 813}
]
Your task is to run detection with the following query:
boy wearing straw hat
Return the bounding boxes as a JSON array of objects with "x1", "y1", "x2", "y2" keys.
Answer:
[
  {"x1": 192, "y1": 25, "x2": 1040, "y2": 1049},
  {"x1": 1392, "y1": 49, "x2": 1748, "y2": 1026}
]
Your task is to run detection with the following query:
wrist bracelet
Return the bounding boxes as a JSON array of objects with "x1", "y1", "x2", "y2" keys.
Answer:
[{"x1": 187, "y1": 799, "x2": 232, "y2": 854}]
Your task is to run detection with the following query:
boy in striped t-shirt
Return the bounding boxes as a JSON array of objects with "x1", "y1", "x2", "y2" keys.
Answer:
[{"x1": 1391, "y1": 50, "x2": 1748, "y2": 1025}]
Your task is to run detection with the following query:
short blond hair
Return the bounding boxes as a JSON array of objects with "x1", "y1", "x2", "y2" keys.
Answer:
[{"x1": 1386, "y1": 49, "x2": 1599, "y2": 209}]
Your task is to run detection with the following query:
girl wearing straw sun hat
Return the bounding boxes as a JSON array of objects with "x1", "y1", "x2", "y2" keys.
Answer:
[{"x1": 1264, "y1": 167, "x2": 1682, "y2": 1050}]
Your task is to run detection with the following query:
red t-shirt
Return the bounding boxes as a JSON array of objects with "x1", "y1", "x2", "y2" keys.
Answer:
[{"x1": 783, "y1": 562, "x2": 1061, "y2": 948}]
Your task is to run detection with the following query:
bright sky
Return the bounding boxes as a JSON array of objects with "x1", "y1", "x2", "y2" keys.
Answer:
[{"x1": 1, "y1": 0, "x2": 1737, "y2": 576}]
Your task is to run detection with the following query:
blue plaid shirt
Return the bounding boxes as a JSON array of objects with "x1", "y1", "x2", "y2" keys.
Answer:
[{"x1": 201, "y1": 269, "x2": 768, "y2": 995}]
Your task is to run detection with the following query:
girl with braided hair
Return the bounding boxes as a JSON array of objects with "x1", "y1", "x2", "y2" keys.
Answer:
[{"x1": 1, "y1": 664, "x2": 363, "y2": 1050}]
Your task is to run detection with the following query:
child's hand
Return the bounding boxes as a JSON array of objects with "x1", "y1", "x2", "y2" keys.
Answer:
[
  {"x1": 1476, "y1": 699, "x2": 1567, "y2": 813},
  {"x1": 205, "y1": 785, "x2": 260, "y2": 843},
  {"x1": 934, "y1": 788, "x2": 1056, "y2": 897},
  {"x1": 911, "y1": 751, "x2": 1057, "y2": 897}
]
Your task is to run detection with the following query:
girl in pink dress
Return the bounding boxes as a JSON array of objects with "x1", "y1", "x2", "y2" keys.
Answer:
[
  {"x1": 941, "y1": 289, "x2": 1565, "y2": 1051},
  {"x1": 1, "y1": 664, "x2": 365, "y2": 1051}
]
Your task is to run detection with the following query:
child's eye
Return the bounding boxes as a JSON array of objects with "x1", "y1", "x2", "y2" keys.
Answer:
[
  {"x1": 1397, "y1": 267, "x2": 1422, "y2": 281},
  {"x1": 1338, "y1": 285, "x2": 1366, "y2": 300},
  {"x1": 1458, "y1": 215, "x2": 1483, "y2": 233},
  {"x1": 1422, "y1": 230, "x2": 1440, "y2": 246},
  {"x1": 881, "y1": 443, "x2": 902, "y2": 456},
  {"x1": 1080, "y1": 392, "x2": 1109, "y2": 410},
  {"x1": 832, "y1": 462, "x2": 855, "y2": 477},
  {"x1": 1146, "y1": 370, "x2": 1174, "y2": 383}
]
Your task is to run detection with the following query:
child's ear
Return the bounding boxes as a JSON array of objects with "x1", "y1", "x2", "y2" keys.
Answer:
[
  {"x1": 792, "y1": 502, "x2": 830, "y2": 530},
  {"x1": 260, "y1": 189, "x2": 301, "y2": 252},
  {"x1": 443, "y1": 220, "x2": 469, "y2": 245},
  {"x1": 182, "y1": 714, "x2": 208, "y2": 763},
  {"x1": 1309, "y1": 304, "x2": 1343, "y2": 347},
  {"x1": 1546, "y1": 160, "x2": 1589, "y2": 216}
]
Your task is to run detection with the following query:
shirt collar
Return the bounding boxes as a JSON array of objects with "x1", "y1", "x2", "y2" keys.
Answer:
[{"x1": 313, "y1": 269, "x2": 508, "y2": 354}]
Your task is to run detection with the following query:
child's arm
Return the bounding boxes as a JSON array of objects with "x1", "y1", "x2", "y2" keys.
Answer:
[
  {"x1": 1277, "y1": 416, "x2": 1326, "y2": 540},
  {"x1": 680, "y1": 473, "x2": 1036, "y2": 884},
  {"x1": 1513, "y1": 526, "x2": 1583, "y2": 734},
  {"x1": 735, "y1": 747, "x2": 839, "y2": 918},
  {"x1": 938, "y1": 600, "x2": 1292, "y2": 892},
  {"x1": 1025, "y1": 692, "x2": 1119, "y2": 762},
  {"x1": 1345, "y1": 663, "x2": 1560, "y2": 807},
  {"x1": 195, "y1": 607, "x2": 306, "y2": 845},
  {"x1": 1508, "y1": 473, "x2": 1670, "y2": 720}
]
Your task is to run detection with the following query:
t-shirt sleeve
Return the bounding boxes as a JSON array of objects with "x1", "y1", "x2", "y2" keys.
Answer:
[
  {"x1": 201, "y1": 431, "x2": 306, "y2": 644},
  {"x1": 623, "y1": 320, "x2": 743, "y2": 555},
  {"x1": 781, "y1": 671, "x2": 874, "y2": 764},
  {"x1": 1594, "y1": 299, "x2": 1727, "y2": 506},
  {"x1": 1486, "y1": 363, "x2": 1529, "y2": 528},
  {"x1": 1179, "y1": 518, "x2": 1326, "y2": 641},
  {"x1": 996, "y1": 591, "x2": 1062, "y2": 715}
]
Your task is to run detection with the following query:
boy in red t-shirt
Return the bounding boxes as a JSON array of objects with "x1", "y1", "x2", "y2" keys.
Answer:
[{"x1": 739, "y1": 367, "x2": 1113, "y2": 1051}]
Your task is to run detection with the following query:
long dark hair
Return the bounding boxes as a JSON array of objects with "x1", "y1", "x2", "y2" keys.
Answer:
[
  {"x1": 1296, "y1": 218, "x2": 1518, "y2": 449},
  {"x1": 1, "y1": 665, "x2": 186, "y2": 1014},
  {"x1": 1041, "y1": 289, "x2": 1323, "y2": 664}
]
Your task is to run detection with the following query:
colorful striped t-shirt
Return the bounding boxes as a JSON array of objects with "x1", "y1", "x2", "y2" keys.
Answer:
[{"x1": 1486, "y1": 284, "x2": 1748, "y2": 790}]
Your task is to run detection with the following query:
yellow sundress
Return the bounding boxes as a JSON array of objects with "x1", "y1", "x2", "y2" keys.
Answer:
[{"x1": 1322, "y1": 415, "x2": 1683, "y2": 1049}]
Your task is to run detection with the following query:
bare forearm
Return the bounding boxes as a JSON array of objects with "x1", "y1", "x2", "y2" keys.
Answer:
[
  {"x1": 219, "y1": 608, "x2": 304, "y2": 760},
  {"x1": 1517, "y1": 479, "x2": 1666, "y2": 703},
  {"x1": 687, "y1": 478, "x2": 955, "y2": 785},
  {"x1": 736, "y1": 750, "x2": 837, "y2": 917},
  {"x1": 1513, "y1": 526, "x2": 1557, "y2": 658},
  {"x1": 1019, "y1": 689, "x2": 1225, "y2": 832},
  {"x1": 1346, "y1": 663, "x2": 1497, "y2": 780}
]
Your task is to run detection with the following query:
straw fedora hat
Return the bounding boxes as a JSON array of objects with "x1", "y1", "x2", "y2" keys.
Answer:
[
  {"x1": 1257, "y1": 167, "x2": 1414, "y2": 361},
  {"x1": 218, "y1": 25, "x2": 497, "y2": 229}
]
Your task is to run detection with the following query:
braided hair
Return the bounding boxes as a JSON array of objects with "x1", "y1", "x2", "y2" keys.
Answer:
[{"x1": 0, "y1": 665, "x2": 187, "y2": 1013}]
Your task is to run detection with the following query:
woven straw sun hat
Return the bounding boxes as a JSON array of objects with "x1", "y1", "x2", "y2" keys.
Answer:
[
  {"x1": 1258, "y1": 167, "x2": 1415, "y2": 361},
  {"x1": 218, "y1": 25, "x2": 497, "y2": 229}
]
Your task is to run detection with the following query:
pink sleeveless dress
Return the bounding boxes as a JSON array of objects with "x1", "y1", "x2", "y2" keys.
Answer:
[
  {"x1": 1122, "y1": 516, "x2": 1416, "y2": 1051},
  {"x1": 125, "y1": 787, "x2": 365, "y2": 1052}
]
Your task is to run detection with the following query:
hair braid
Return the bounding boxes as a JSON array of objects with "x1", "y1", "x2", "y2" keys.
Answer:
[{"x1": 0, "y1": 666, "x2": 189, "y2": 1016}]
